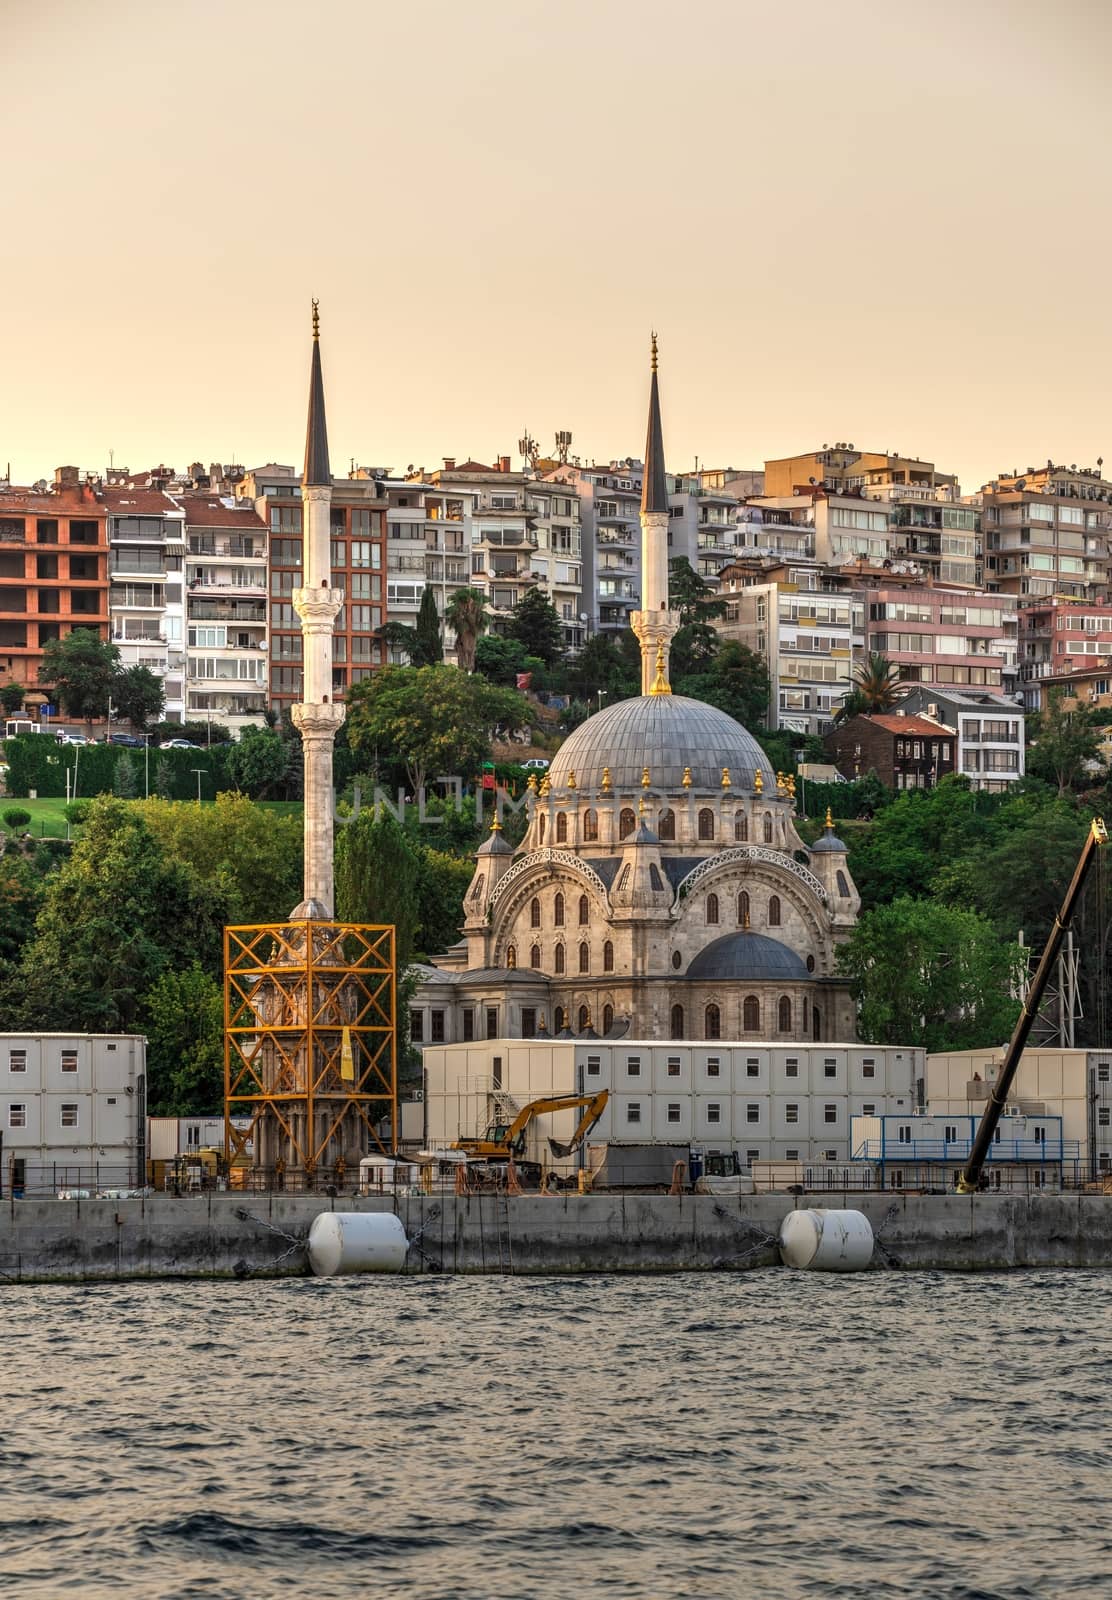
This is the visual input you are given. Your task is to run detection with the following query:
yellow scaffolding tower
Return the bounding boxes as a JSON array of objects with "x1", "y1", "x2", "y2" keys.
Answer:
[{"x1": 224, "y1": 920, "x2": 396, "y2": 1187}]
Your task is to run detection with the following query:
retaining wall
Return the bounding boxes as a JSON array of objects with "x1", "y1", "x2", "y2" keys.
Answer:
[{"x1": 3, "y1": 1190, "x2": 1112, "y2": 1282}]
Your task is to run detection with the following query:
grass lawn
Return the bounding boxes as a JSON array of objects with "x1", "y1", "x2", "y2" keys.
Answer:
[{"x1": 0, "y1": 795, "x2": 305, "y2": 841}]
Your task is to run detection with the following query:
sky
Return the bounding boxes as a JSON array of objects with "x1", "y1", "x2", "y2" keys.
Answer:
[{"x1": 4, "y1": 0, "x2": 1111, "y2": 494}]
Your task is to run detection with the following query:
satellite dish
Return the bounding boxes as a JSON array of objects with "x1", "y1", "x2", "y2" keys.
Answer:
[{"x1": 1015, "y1": 480, "x2": 1026, "y2": 492}]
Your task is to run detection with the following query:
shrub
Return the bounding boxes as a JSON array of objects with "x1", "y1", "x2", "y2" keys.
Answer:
[{"x1": 2, "y1": 808, "x2": 31, "y2": 832}]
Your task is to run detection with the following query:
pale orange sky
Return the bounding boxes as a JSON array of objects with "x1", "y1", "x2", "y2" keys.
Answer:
[{"x1": 4, "y1": 0, "x2": 1111, "y2": 493}]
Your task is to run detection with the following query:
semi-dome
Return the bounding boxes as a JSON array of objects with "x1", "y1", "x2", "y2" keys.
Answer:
[
  {"x1": 548, "y1": 694, "x2": 772, "y2": 794},
  {"x1": 686, "y1": 931, "x2": 811, "y2": 983}
]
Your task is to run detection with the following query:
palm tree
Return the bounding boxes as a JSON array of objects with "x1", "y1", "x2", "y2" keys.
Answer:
[
  {"x1": 444, "y1": 587, "x2": 489, "y2": 673},
  {"x1": 852, "y1": 652, "x2": 902, "y2": 712}
]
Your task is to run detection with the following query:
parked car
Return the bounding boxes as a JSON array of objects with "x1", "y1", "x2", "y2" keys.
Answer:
[
  {"x1": 162, "y1": 738, "x2": 199, "y2": 749},
  {"x1": 104, "y1": 733, "x2": 144, "y2": 748},
  {"x1": 55, "y1": 733, "x2": 88, "y2": 746},
  {"x1": 521, "y1": 757, "x2": 550, "y2": 771}
]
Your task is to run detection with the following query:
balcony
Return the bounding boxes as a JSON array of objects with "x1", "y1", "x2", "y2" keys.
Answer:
[
  {"x1": 188, "y1": 601, "x2": 266, "y2": 623},
  {"x1": 188, "y1": 576, "x2": 266, "y2": 599},
  {"x1": 187, "y1": 540, "x2": 263, "y2": 560},
  {"x1": 110, "y1": 558, "x2": 167, "y2": 580}
]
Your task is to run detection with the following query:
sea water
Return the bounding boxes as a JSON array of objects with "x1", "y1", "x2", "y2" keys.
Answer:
[{"x1": 2, "y1": 1271, "x2": 1110, "y2": 1599}]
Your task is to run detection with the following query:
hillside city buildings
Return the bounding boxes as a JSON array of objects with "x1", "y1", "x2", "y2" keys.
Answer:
[{"x1": 4, "y1": 433, "x2": 1112, "y2": 768}]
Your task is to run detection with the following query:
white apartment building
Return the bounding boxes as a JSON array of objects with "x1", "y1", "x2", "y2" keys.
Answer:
[
  {"x1": 544, "y1": 460, "x2": 642, "y2": 635},
  {"x1": 526, "y1": 480, "x2": 584, "y2": 650},
  {"x1": 178, "y1": 493, "x2": 268, "y2": 731},
  {"x1": 666, "y1": 472, "x2": 742, "y2": 587},
  {"x1": 103, "y1": 486, "x2": 187, "y2": 723},
  {"x1": 898, "y1": 686, "x2": 1025, "y2": 793},
  {"x1": 1, "y1": 1032, "x2": 147, "y2": 1194},
  {"x1": 423, "y1": 1039, "x2": 924, "y2": 1177}
]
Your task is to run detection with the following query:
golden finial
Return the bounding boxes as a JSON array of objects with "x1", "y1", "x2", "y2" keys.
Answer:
[
  {"x1": 506, "y1": 945, "x2": 515, "y2": 968},
  {"x1": 776, "y1": 771, "x2": 786, "y2": 792},
  {"x1": 537, "y1": 1012, "x2": 548, "y2": 1033},
  {"x1": 539, "y1": 772, "x2": 550, "y2": 797},
  {"x1": 721, "y1": 767, "x2": 732, "y2": 789},
  {"x1": 601, "y1": 766, "x2": 612, "y2": 793},
  {"x1": 638, "y1": 794, "x2": 649, "y2": 819},
  {"x1": 641, "y1": 765, "x2": 651, "y2": 789},
  {"x1": 567, "y1": 769, "x2": 577, "y2": 791},
  {"x1": 786, "y1": 773, "x2": 796, "y2": 799},
  {"x1": 651, "y1": 331, "x2": 658, "y2": 373},
  {"x1": 753, "y1": 769, "x2": 763, "y2": 794},
  {"x1": 649, "y1": 640, "x2": 672, "y2": 696},
  {"x1": 490, "y1": 811, "x2": 502, "y2": 832},
  {"x1": 682, "y1": 766, "x2": 693, "y2": 788},
  {"x1": 825, "y1": 805, "x2": 835, "y2": 830},
  {"x1": 527, "y1": 773, "x2": 538, "y2": 793},
  {"x1": 311, "y1": 298, "x2": 320, "y2": 340}
]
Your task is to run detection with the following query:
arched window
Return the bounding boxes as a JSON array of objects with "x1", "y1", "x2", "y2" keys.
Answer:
[
  {"x1": 578, "y1": 1005, "x2": 589, "y2": 1032},
  {"x1": 836, "y1": 870, "x2": 850, "y2": 898},
  {"x1": 506, "y1": 944, "x2": 516, "y2": 969},
  {"x1": 602, "y1": 1003, "x2": 614, "y2": 1034},
  {"x1": 554, "y1": 943, "x2": 565, "y2": 974},
  {"x1": 778, "y1": 995, "x2": 792, "y2": 1033},
  {"x1": 556, "y1": 812, "x2": 568, "y2": 844},
  {"x1": 743, "y1": 995, "x2": 760, "y2": 1031},
  {"x1": 530, "y1": 943, "x2": 542, "y2": 970},
  {"x1": 705, "y1": 1003, "x2": 721, "y2": 1040},
  {"x1": 734, "y1": 813, "x2": 748, "y2": 842},
  {"x1": 768, "y1": 894, "x2": 781, "y2": 927},
  {"x1": 670, "y1": 1003, "x2": 685, "y2": 1040},
  {"x1": 583, "y1": 808, "x2": 598, "y2": 842},
  {"x1": 737, "y1": 889, "x2": 750, "y2": 926},
  {"x1": 659, "y1": 808, "x2": 676, "y2": 840},
  {"x1": 578, "y1": 942, "x2": 590, "y2": 974},
  {"x1": 470, "y1": 872, "x2": 485, "y2": 901},
  {"x1": 603, "y1": 940, "x2": 614, "y2": 973},
  {"x1": 762, "y1": 813, "x2": 773, "y2": 844},
  {"x1": 530, "y1": 897, "x2": 541, "y2": 929},
  {"x1": 555, "y1": 1006, "x2": 567, "y2": 1032},
  {"x1": 706, "y1": 892, "x2": 719, "y2": 926},
  {"x1": 616, "y1": 863, "x2": 631, "y2": 891},
  {"x1": 538, "y1": 813, "x2": 546, "y2": 843},
  {"x1": 554, "y1": 892, "x2": 565, "y2": 927},
  {"x1": 578, "y1": 894, "x2": 589, "y2": 925},
  {"x1": 698, "y1": 807, "x2": 715, "y2": 841},
  {"x1": 620, "y1": 807, "x2": 636, "y2": 839}
]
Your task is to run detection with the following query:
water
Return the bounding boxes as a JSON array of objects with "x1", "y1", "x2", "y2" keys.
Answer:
[{"x1": 2, "y1": 1272, "x2": 1111, "y2": 1600}]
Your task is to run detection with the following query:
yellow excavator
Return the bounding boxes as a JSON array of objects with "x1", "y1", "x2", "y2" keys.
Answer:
[{"x1": 451, "y1": 1090, "x2": 609, "y2": 1178}]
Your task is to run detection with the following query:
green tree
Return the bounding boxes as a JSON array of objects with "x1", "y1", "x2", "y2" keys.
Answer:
[
  {"x1": 346, "y1": 664, "x2": 532, "y2": 795},
  {"x1": 113, "y1": 664, "x2": 165, "y2": 731},
  {"x1": 444, "y1": 587, "x2": 489, "y2": 672},
  {"x1": 13, "y1": 799, "x2": 228, "y2": 1030},
  {"x1": 154, "y1": 756, "x2": 173, "y2": 799},
  {"x1": 668, "y1": 556, "x2": 726, "y2": 625},
  {"x1": 374, "y1": 620, "x2": 421, "y2": 663},
  {"x1": 2, "y1": 807, "x2": 31, "y2": 832},
  {"x1": 1026, "y1": 690, "x2": 1102, "y2": 795},
  {"x1": 562, "y1": 633, "x2": 638, "y2": 704},
  {"x1": 136, "y1": 792, "x2": 303, "y2": 924},
  {"x1": 474, "y1": 633, "x2": 530, "y2": 686},
  {"x1": 415, "y1": 847, "x2": 475, "y2": 959},
  {"x1": 336, "y1": 809, "x2": 421, "y2": 970},
  {"x1": 670, "y1": 622, "x2": 721, "y2": 682},
  {"x1": 0, "y1": 683, "x2": 24, "y2": 714},
  {"x1": 38, "y1": 628, "x2": 120, "y2": 729},
  {"x1": 509, "y1": 587, "x2": 564, "y2": 666},
  {"x1": 414, "y1": 586, "x2": 443, "y2": 667},
  {"x1": 837, "y1": 897, "x2": 1023, "y2": 1052},
  {"x1": 142, "y1": 962, "x2": 225, "y2": 1115},
  {"x1": 225, "y1": 726, "x2": 289, "y2": 798},
  {"x1": 680, "y1": 642, "x2": 769, "y2": 728},
  {"x1": 836, "y1": 654, "x2": 902, "y2": 719},
  {"x1": 113, "y1": 751, "x2": 138, "y2": 797}
]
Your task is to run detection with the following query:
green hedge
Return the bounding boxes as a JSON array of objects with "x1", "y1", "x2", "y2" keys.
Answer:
[{"x1": 3, "y1": 734, "x2": 236, "y2": 801}]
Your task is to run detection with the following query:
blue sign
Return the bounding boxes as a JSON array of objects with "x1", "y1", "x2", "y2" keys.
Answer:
[{"x1": 40, "y1": 704, "x2": 56, "y2": 717}]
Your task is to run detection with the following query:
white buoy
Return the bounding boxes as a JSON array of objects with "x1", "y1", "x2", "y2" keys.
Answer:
[
  {"x1": 779, "y1": 1208, "x2": 874, "y2": 1272},
  {"x1": 307, "y1": 1211, "x2": 409, "y2": 1277}
]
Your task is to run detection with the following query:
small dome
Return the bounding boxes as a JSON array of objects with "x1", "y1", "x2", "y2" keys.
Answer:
[
  {"x1": 549, "y1": 694, "x2": 771, "y2": 794},
  {"x1": 810, "y1": 832, "x2": 847, "y2": 854},
  {"x1": 686, "y1": 931, "x2": 811, "y2": 983}
]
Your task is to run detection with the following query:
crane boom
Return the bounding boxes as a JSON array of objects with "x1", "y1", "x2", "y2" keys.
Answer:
[{"x1": 956, "y1": 816, "x2": 1106, "y2": 1194}]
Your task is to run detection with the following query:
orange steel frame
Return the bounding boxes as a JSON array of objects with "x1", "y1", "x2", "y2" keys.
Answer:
[{"x1": 224, "y1": 920, "x2": 397, "y2": 1179}]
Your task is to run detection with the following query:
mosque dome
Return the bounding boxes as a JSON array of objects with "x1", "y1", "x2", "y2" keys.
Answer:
[
  {"x1": 548, "y1": 694, "x2": 772, "y2": 795},
  {"x1": 686, "y1": 931, "x2": 811, "y2": 983}
]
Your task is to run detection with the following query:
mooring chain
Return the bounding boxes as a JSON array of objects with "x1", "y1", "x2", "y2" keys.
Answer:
[
  {"x1": 233, "y1": 1207, "x2": 308, "y2": 1274},
  {"x1": 870, "y1": 1203, "x2": 902, "y2": 1269},
  {"x1": 710, "y1": 1208, "x2": 781, "y2": 1269},
  {"x1": 403, "y1": 1203, "x2": 443, "y2": 1273}
]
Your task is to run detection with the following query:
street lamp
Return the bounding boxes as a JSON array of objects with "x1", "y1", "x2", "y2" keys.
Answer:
[
  {"x1": 191, "y1": 767, "x2": 205, "y2": 804},
  {"x1": 143, "y1": 733, "x2": 151, "y2": 800}
]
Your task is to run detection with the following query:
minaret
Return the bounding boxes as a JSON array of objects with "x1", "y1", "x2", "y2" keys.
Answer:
[
  {"x1": 631, "y1": 333, "x2": 681, "y2": 695},
  {"x1": 291, "y1": 301, "x2": 346, "y2": 918}
]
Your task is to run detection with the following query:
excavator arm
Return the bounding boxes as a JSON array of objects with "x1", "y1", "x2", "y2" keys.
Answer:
[
  {"x1": 503, "y1": 1091, "x2": 609, "y2": 1156},
  {"x1": 548, "y1": 1091, "x2": 610, "y2": 1159}
]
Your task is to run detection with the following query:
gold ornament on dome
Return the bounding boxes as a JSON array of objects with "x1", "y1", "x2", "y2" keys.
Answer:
[
  {"x1": 754, "y1": 769, "x2": 763, "y2": 794},
  {"x1": 601, "y1": 766, "x2": 612, "y2": 793},
  {"x1": 825, "y1": 806, "x2": 835, "y2": 830},
  {"x1": 641, "y1": 766, "x2": 651, "y2": 789},
  {"x1": 526, "y1": 773, "x2": 538, "y2": 793},
  {"x1": 567, "y1": 769, "x2": 577, "y2": 791},
  {"x1": 650, "y1": 641, "x2": 672, "y2": 696},
  {"x1": 682, "y1": 766, "x2": 693, "y2": 789},
  {"x1": 539, "y1": 772, "x2": 551, "y2": 797},
  {"x1": 776, "y1": 771, "x2": 786, "y2": 792},
  {"x1": 721, "y1": 767, "x2": 732, "y2": 789},
  {"x1": 638, "y1": 794, "x2": 647, "y2": 817},
  {"x1": 490, "y1": 812, "x2": 503, "y2": 832}
]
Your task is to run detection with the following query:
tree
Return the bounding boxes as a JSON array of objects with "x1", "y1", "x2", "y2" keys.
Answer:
[
  {"x1": 837, "y1": 897, "x2": 1023, "y2": 1052},
  {"x1": 374, "y1": 620, "x2": 421, "y2": 663},
  {"x1": 13, "y1": 799, "x2": 228, "y2": 1031},
  {"x1": 509, "y1": 587, "x2": 564, "y2": 667},
  {"x1": 414, "y1": 586, "x2": 443, "y2": 668},
  {"x1": 154, "y1": 756, "x2": 173, "y2": 799},
  {"x1": 444, "y1": 587, "x2": 488, "y2": 672},
  {"x1": 225, "y1": 727, "x2": 289, "y2": 798},
  {"x1": 142, "y1": 963, "x2": 225, "y2": 1115},
  {"x1": 0, "y1": 683, "x2": 24, "y2": 714},
  {"x1": 345, "y1": 664, "x2": 532, "y2": 795},
  {"x1": 843, "y1": 653, "x2": 902, "y2": 716},
  {"x1": 336, "y1": 809, "x2": 421, "y2": 971},
  {"x1": 679, "y1": 642, "x2": 770, "y2": 728},
  {"x1": 668, "y1": 556, "x2": 726, "y2": 625},
  {"x1": 113, "y1": 664, "x2": 165, "y2": 731},
  {"x1": 113, "y1": 751, "x2": 137, "y2": 797},
  {"x1": 474, "y1": 634, "x2": 530, "y2": 686},
  {"x1": 38, "y1": 628, "x2": 120, "y2": 729},
  {"x1": 2, "y1": 808, "x2": 31, "y2": 832},
  {"x1": 415, "y1": 847, "x2": 475, "y2": 959},
  {"x1": 562, "y1": 633, "x2": 638, "y2": 704},
  {"x1": 1026, "y1": 691, "x2": 1102, "y2": 795},
  {"x1": 136, "y1": 792, "x2": 303, "y2": 925}
]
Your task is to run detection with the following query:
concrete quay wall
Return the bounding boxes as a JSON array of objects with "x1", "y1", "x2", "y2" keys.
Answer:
[{"x1": 3, "y1": 1190, "x2": 1112, "y2": 1282}]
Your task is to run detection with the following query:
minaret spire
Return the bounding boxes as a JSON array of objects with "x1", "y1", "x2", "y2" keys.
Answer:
[
  {"x1": 631, "y1": 333, "x2": 681, "y2": 694},
  {"x1": 290, "y1": 301, "x2": 346, "y2": 918}
]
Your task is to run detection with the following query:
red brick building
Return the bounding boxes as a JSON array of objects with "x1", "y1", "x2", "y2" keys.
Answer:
[
  {"x1": 824, "y1": 712, "x2": 956, "y2": 791},
  {"x1": 0, "y1": 468, "x2": 109, "y2": 703}
]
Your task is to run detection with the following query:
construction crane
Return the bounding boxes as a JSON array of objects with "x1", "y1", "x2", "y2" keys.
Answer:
[
  {"x1": 956, "y1": 816, "x2": 1107, "y2": 1193},
  {"x1": 452, "y1": 1090, "x2": 609, "y2": 1175}
]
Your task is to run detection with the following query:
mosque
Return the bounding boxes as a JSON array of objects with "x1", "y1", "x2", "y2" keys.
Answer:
[{"x1": 411, "y1": 342, "x2": 862, "y2": 1049}]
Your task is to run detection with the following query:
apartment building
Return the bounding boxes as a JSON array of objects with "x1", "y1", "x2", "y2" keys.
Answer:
[
  {"x1": 982, "y1": 462, "x2": 1112, "y2": 601},
  {"x1": 873, "y1": 495, "x2": 980, "y2": 588},
  {"x1": 764, "y1": 444, "x2": 957, "y2": 501},
  {"x1": 1017, "y1": 597, "x2": 1112, "y2": 709},
  {"x1": 526, "y1": 478, "x2": 583, "y2": 649},
  {"x1": 860, "y1": 582, "x2": 1017, "y2": 695},
  {"x1": 824, "y1": 711, "x2": 956, "y2": 790},
  {"x1": 0, "y1": 468, "x2": 109, "y2": 703},
  {"x1": 667, "y1": 471, "x2": 742, "y2": 586},
  {"x1": 746, "y1": 491, "x2": 891, "y2": 568},
  {"x1": 544, "y1": 460, "x2": 641, "y2": 634},
  {"x1": 239, "y1": 464, "x2": 387, "y2": 719},
  {"x1": 178, "y1": 493, "x2": 269, "y2": 730},
  {"x1": 731, "y1": 502, "x2": 815, "y2": 563},
  {"x1": 103, "y1": 485, "x2": 186, "y2": 723},
  {"x1": 898, "y1": 685, "x2": 1025, "y2": 792},
  {"x1": 718, "y1": 560, "x2": 862, "y2": 736}
]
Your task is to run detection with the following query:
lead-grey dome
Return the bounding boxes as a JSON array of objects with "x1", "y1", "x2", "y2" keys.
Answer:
[
  {"x1": 548, "y1": 694, "x2": 772, "y2": 794},
  {"x1": 686, "y1": 931, "x2": 811, "y2": 982}
]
